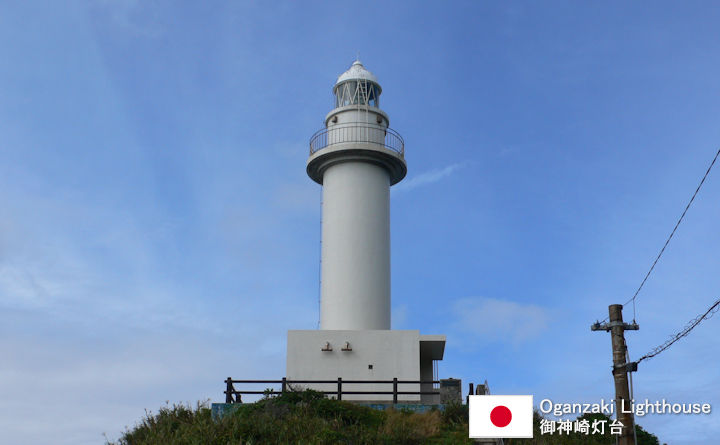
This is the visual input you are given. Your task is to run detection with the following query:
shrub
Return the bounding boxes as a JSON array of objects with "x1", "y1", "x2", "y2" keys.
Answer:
[
  {"x1": 109, "y1": 390, "x2": 659, "y2": 445},
  {"x1": 442, "y1": 402, "x2": 468, "y2": 426},
  {"x1": 380, "y1": 408, "x2": 442, "y2": 445}
]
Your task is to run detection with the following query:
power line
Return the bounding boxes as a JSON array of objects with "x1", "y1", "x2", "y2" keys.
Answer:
[
  {"x1": 624, "y1": 147, "x2": 720, "y2": 314},
  {"x1": 596, "y1": 147, "x2": 720, "y2": 324},
  {"x1": 636, "y1": 298, "x2": 720, "y2": 364}
]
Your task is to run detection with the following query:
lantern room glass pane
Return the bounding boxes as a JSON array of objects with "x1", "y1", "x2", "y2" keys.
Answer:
[
  {"x1": 367, "y1": 85, "x2": 376, "y2": 107},
  {"x1": 334, "y1": 80, "x2": 381, "y2": 108},
  {"x1": 346, "y1": 81, "x2": 357, "y2": 105}
]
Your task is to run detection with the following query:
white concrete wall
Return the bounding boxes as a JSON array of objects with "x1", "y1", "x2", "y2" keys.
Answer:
[
  {"x1": 287, "y1": 330, "x2": 421, "y2": 401},
  {"x1": 325, "y1": 108, "x2": 388, "y2": 147},
  {"x1": 328, "y1": 107, "x2": 388, "y2": 127},
  {"x1": 320, "y1": 161, "x2": 391, "y2": 330}
]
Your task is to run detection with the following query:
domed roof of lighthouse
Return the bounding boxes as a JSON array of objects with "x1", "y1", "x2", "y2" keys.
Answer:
[{"x1": 336, "y1": 59, "x2": 379, "y2": 85}]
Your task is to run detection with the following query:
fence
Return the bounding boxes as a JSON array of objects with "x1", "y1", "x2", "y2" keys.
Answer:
[
  {"x1": 309, "y1": 123, "x2": 404, "y2": 156},
  {"x1": 224, "y1": 377, "x2": 439, "y2": 404}
]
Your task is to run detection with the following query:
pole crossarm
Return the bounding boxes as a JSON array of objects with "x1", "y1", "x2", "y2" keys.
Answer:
[{"x1": 591, "y1": 321, "x2": 639, "y2": 332}]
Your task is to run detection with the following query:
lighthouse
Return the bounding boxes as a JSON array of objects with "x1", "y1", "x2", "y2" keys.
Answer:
[
  {"x1": 308, "y1": 60, "x2": 406, "y2": 330},
  {"x1": 287, "y1": 60, "x2": 445, "y2": 402}
]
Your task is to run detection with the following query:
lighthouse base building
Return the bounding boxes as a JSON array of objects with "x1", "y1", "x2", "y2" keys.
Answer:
[
  {"x1": 287, "y1": 331, "x2": 445, "y2": 403},
  {"x1": 286, "y1": 60, "x2": 447, "y2": 404}
]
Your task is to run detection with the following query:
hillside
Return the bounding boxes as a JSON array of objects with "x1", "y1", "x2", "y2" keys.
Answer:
[{"x1": 107, "y1": 391, "x2": 659, "y2": 445}]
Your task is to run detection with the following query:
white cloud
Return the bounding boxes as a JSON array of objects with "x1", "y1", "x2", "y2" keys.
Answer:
[
  {"x1": 0, "y1": 331, "x2": 284, "y2": 445},
  {"x1": 451, "y1": 297, "x2": 550, "y2": 345},
  {"x1": 393, "y1": 162, "x2": 466, "y2": 193}
]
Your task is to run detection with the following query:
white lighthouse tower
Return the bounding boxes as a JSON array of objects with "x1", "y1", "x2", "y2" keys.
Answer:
[
  {"x1": 309, "y1": 60, "x2": 405, "y2": 331},
  {"x1": 287, "y1": 60, "x2": 445, "y2": 402}
]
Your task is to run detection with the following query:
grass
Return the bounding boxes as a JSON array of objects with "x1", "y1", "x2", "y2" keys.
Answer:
[
  {"x1": 107, "y1": 390, "x2": 659, "y2": 445},
  {"x1": 107, "y1": 390, "x2": 474, "y2": 445}
]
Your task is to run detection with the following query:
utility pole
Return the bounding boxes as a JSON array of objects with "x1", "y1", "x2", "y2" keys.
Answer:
[{"x1": 591, "y1": 304, "x2": 639, "y2": 445}]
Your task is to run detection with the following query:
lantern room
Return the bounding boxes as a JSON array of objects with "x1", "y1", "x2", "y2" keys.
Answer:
[{"x1": 333, "y1": 60, "x2": 382, "y2": 108}]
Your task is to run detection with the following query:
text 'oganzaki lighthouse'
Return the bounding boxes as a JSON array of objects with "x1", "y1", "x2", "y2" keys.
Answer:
[{"x1": 307, "y1": 60, "x2": 406, "y2": 330}]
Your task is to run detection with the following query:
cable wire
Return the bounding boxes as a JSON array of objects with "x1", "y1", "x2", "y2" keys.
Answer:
[
  {"x1": 624, "y1": 147, "x2": 720, "y2": 312},
  {"x1": 636, "y1": 298, "x2": 720, "y2": 363},
  {"x1": 595, "y1": 147, "x2": 720, "y2": 324}
]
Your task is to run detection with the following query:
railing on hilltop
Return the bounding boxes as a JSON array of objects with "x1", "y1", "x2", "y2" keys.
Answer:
[
  {"x1": 309, "y1": 123, "x2": 404, "y2": 156},
  {"x1": 224, "y1": 377, "x2": 438, "y2": 404}
]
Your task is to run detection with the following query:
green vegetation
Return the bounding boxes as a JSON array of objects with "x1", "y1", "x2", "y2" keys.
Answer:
[
  {"x1": 108, "y1": 391, "x2": 659, "y2": 445},
  {"x1": 108, "y1": 390, "x2": 473, "y2": 445}
]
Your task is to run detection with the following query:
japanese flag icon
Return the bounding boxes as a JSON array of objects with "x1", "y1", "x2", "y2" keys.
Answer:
[{"x1": 468, "y1": 395, "x2": 533, "y2": 438}]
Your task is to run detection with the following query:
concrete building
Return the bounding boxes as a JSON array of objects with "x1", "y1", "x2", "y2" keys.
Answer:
[{"x1": 286, "y1": 60, "x2": 446, "y2": 403}]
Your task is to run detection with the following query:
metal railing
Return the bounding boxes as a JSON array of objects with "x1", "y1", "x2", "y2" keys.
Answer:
[
  {"x1": 309, "y1": 123, "x2": 404, "y2": 156},
  {"x1": 224, "y1": 377, "x2": 438, "y2": 404}
]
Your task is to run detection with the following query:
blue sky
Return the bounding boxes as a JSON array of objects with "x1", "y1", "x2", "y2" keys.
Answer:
[{"x1": 1, "y1": 1, "x2": 720, "y2": 444}]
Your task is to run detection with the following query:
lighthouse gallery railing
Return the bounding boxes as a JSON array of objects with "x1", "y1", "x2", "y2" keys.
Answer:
[{"x1": 309, "y1": 122, "x2": 404, "y2": 156}]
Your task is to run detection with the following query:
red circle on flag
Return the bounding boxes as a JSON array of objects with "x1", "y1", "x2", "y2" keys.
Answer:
[{"x1": 490, "y1": 405, "x2": 512, "y2": 427}]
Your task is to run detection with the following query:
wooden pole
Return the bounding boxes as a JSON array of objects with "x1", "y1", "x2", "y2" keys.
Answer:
[{"x1": 609, "y1": 304, "x2": 636, "y2": 445}]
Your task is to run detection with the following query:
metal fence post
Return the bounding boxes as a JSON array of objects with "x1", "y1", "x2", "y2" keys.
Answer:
[
  {"x1": 282, "y1": 377, "x2": 287, "y2": 394},
  {"x1": 225, "y1": 377, "x2": 233, "y2": 404},
  {"x1": 393, "y1": 377, "x2": 398, "y2": 404},
  {"x1": 337, "y1": 377, "x2": 342, "y2": 401}
]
